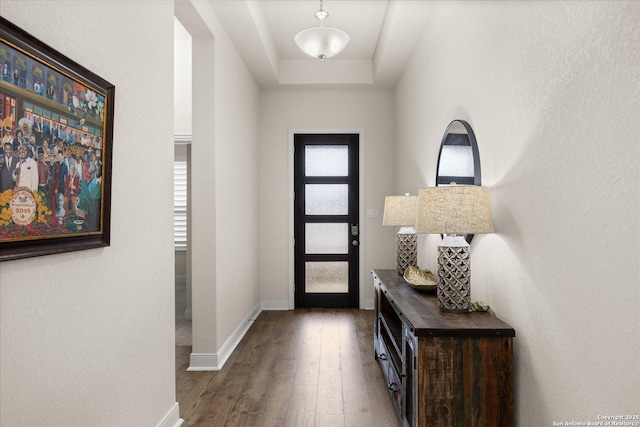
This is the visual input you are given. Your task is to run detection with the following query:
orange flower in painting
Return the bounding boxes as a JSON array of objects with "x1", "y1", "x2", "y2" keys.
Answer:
[
  {"x1": 0, "y1": 189, "x2": 13, "y2": 207},
  {"x1": 0, "y1": 207, "x2": 12, "y2": 226},
  {"x1": 37, "y1": 202, "x2": 51, "y2": 223}
]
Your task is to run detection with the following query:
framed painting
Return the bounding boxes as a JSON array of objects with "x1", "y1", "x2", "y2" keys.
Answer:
[{"x1": 0, "y1": 16, "x2": 114, "y2": 261}]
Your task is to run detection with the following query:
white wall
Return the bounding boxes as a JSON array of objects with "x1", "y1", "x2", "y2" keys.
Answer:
[
  {"x1": 0, "y1": 2, "x2": 177, "y2": 426},
  {"x1": 259, "y1": 90, "x2": 397, "y2": 309},
  {"x1": 176, "y1": 1, "x2": 261, "y2": 366},
  {"x1": 395, "y1": 1, "x2": 639, "y2": 424},
  {"x1": 173, "y1": 18, "x2": 192, "y2": 137},
  {"x1": 211, "y1": 12, "x2": 261, "y2": 351}
]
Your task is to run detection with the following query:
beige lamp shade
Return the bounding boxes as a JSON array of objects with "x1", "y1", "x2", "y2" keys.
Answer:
[
  {"x1": 383, "y1": 195, "x2": 417, "y2": 227},
  {"x1": 416, "y1": 185, "x2": 494, "y2": 234}
]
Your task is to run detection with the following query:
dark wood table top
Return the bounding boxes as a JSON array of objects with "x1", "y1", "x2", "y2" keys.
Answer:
[{"x1": 372, "y1": 269, "x2": 515, "y2": 338}]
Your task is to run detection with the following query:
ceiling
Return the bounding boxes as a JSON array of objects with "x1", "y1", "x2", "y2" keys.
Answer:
[{"x1": 192, "y1": 1, "x2": 433, "y2": 89}]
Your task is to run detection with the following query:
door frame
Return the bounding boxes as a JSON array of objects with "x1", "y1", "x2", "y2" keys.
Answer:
[{"x1": 288, "y1": 128, "x2": 365, "y2": 310}]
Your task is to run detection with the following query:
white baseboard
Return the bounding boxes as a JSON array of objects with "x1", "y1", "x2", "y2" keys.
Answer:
[
  {"x1": 157, "y1": 402, "x2": 183, "y2": 427},
  {"x1": 260, "y1": 300, "x2": 374, "y2": 310},
  {"x1": 187, "y1": 302, "x2": 262, "y2": 371},
  {"x1": 187, "y1": 352, "x2": 219, "y2": 371},
  {"x1": 261, "y1": 300, "x2": 290, "y2": 310}
]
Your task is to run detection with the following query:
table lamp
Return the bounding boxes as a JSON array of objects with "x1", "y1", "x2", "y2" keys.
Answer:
[
  {"x1": 383, "y1": 194, "x2": 417, "y2": 276},
  {"x1": 416, "y1": 184, "x2": 494, "y2": 313}
]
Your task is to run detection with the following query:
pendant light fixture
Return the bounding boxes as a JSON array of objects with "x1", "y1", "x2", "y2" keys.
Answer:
[{"x1": 294, "y1": 0, "x2": 349, "y2": 61}]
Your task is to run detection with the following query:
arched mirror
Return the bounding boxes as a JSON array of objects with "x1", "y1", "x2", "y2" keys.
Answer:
[{"x1": 435, "y1": 119, "x2": 481, "y2": 243}]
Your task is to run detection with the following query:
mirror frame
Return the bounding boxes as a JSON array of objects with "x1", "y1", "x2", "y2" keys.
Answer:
[
  {"x1": 436, "y1": 119, "x2": 481, "y2": 186},
  {"x1": 435, "y1": 119, "x2": 481, "y2": 243}
]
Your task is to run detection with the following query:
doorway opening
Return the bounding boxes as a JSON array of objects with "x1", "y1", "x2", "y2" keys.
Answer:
[{"x1": 174, "y1": 17, "x2": 192, "y2": 347}]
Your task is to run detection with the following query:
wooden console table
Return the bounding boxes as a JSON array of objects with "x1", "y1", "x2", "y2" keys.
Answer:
[{"x1": 372, "y1": 269, "x2": 515, "y2": 427}]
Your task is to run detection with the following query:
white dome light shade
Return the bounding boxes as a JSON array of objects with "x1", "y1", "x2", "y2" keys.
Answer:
[{"x1": 295, "y1": 27, "x2": 349, "y2": 61}]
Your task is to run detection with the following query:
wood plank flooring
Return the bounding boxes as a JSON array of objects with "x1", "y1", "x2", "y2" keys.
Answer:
[{"x1": 176, "y1": 309, "x2": 402, "y2": 427}]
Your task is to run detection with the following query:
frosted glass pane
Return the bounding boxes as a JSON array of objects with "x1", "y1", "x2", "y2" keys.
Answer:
[
  {"x1": 305, "y1": 223, "x2": 349, "y2": 254},
  {"x1": 305, "y1": 262, "x2": 348, "y2": 293},
  {"x1": 438, "y1": 145, "x2": 474, "y2": 177},
  {"x1": 305, "y1": 145, "x2": 348, "y2": 176},
  {"x1": 305, "y1": 184, "x2": 348, "y2": 215}
]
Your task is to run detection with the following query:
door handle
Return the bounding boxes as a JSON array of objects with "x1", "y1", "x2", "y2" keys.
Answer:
[{"x1": 351, "y1": 224, "x2": 359, "y2": 236}]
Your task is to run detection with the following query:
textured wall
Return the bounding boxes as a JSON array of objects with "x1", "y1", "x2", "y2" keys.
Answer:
[
  {"x1": 0, "y1": 1, "x2": 177, "y2": 426},
  {"x1": 395, "y1": 1, "x2": 639, "y2": 424},
  {"x1": 210, "y1": 10, "x2": 261, "y2": 350}
]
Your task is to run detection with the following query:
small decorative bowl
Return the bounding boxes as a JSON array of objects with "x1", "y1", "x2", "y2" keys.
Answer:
[{"x1": 403, "y1": 266, "x2": 437, "y2": 292}]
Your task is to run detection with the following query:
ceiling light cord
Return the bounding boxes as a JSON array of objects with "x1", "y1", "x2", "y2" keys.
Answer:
[{"x1": 315, "y1": 0, "x2": 328, "y2": 27}]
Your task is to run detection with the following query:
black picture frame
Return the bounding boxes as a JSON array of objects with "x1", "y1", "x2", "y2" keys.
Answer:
[{"x1": 0, "y1": 16, "x2": 114, "y2": 261}]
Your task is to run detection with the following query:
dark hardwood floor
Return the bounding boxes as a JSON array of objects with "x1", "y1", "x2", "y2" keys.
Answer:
[{"x1": 176, "y1": 309, "x2": 402, "y2": 427}]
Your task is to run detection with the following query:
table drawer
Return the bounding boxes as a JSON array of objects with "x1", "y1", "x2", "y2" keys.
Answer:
[{"x1": 376, "y1": 334, "x2": 403, "y2": 412}]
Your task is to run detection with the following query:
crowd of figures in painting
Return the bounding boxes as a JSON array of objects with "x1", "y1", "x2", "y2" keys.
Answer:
[{"x1": 0, "y1": 40, "x2": 105, "y2": 237}]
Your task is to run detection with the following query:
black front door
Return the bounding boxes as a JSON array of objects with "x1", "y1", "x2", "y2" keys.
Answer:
[{"x1": 294, "y1": 134, "x2": 359, "y2": 308}]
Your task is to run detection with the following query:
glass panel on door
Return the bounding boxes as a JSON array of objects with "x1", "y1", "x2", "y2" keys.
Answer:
[
  {"x1": 305, "y1": 145, "x2": 349, "y2": 176},
  {"x1": 305, "y1": 261, "x2": 349, "y2": 293},
  {"x1": 305, "y1": 223, "x2": 349, "y2": 254},
  {"x1": 304, "y1": 184, "x2": 348, "y2": 215}
]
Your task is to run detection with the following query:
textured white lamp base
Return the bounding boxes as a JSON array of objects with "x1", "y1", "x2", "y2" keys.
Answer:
[
  {"x1": 396, "y1": 228, "x2": 417, "y2": 276},
  {"x1": 437, "y1": 235, "x2": 470, "y2": 313}
]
